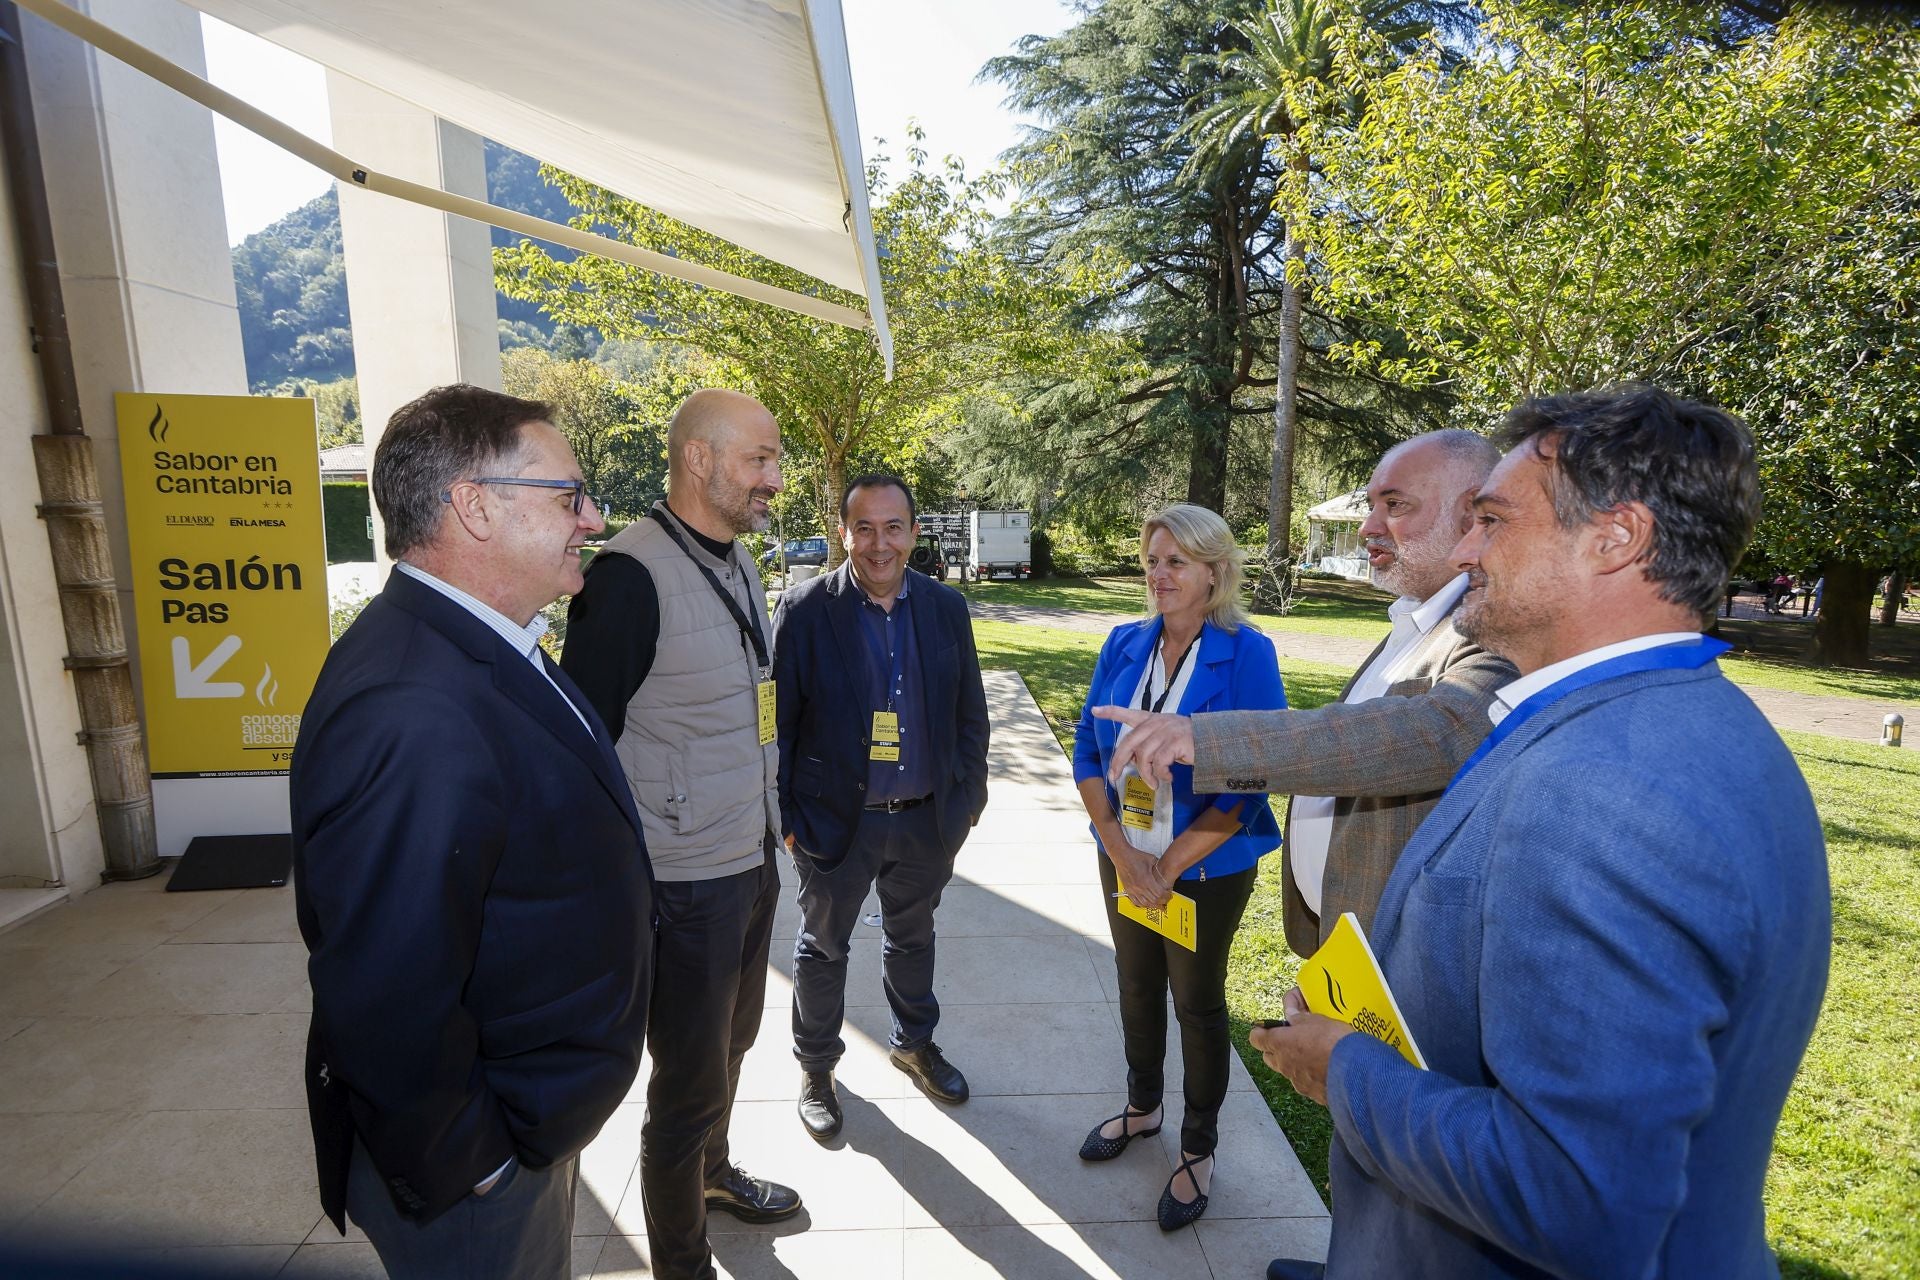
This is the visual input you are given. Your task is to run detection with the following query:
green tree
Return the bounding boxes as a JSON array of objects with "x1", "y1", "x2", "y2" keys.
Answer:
[
  {"x1": 1295, "y1": 0, "x2": 1918, "y2": 663},
  {"x1": 985, "y1": 0, "x2": 1452, "y2": 562},
  {"x1": 1182, "y1": 0, "x2": 1460, "y2": 601},
  {"x1": 496, "y1": 132, "x2": 1074, "y2": 563},
  {"x1": 232, "y1": 190, "x2": 353, "y2": 390},
  {"x1": 500, "y1": 347, "x2": 668, "y2": 518},
  {"x1": 1707, "y1": 185, "x2": 1920, "y2": 665},
  {"x1": 268, "y1": 374, "x2": 361, "y2": 450},
  {"x1": 987, "y1": 0, "x2": 1288, "y2": 515}
]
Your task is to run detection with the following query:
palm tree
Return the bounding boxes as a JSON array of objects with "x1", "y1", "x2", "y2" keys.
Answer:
[{"x1": 1182, "y1": 0, "x2": 1458, "y2": 607}]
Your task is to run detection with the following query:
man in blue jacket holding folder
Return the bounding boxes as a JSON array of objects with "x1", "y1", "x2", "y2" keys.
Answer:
[{"x1": 1117, "y1": 384, "x2": 1831, "y2": 1279}]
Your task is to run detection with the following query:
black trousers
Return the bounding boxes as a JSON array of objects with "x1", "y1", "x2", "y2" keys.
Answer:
[
  {"x1": 639, "y1": 846, "x2": 779, "y2": 1280},
  {"x1": 791, "y1": 803, "x2": 953, "y2": 1070},
  {"x1": 1096, "y1": 853, "x2": 1256, "y2": 1158}
]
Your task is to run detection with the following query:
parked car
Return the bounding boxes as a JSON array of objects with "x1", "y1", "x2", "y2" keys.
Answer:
[
  {"x1": 760, "y1": 536, "x2": 829, "y2": 569},
  {"x1": 908, "y1": 533, "x2": 946, "y2": 580}
]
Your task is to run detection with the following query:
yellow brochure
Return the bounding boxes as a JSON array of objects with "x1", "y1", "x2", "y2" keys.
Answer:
[
  {"x1": 1297, "y1": 911, "x2": 1426, "y2": 1068},
  {"x1": 1116, "y1": 875, "x2": 1197, "y2": 952}
]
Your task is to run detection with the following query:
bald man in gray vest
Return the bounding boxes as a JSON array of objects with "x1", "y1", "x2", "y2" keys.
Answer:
[{"x1": 562, "y1": 390, "x2": 799, "y2": 1280}]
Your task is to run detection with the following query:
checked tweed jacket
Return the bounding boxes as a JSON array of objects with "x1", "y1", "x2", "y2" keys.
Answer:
[{"x1": 1189, "y1": 609, "x2": 1514, "y2": 956}]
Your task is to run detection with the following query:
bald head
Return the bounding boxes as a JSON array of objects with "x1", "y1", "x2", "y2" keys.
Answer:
[
  {"x1": 1360, "y1": 429, "x2": 1501, "y2": 600},
  {"x1": 1382, "y1": 429, "x2": 1500, "y2": 493},
  {"x1": 667, "y1": 389, "x2": 775, "y2": 482},
  {"x1": 664, "y1": 389, "x2": 785, "y2": 539}
]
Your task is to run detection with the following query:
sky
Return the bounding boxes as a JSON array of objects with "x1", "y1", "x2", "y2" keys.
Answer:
[{"x1": 203, "y1": 0, "x2": 1075, "y2": 246}]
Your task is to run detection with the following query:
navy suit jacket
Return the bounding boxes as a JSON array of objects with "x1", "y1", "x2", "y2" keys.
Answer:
[
  {"x1": 291, "y1": 570, "x2": 654, "y2": 1230},
  {"x1": 770, "y1": 564, "x2": 989, "y2": 866},
  {"x1": 1072, "y1": 616, "x2": 1286, "y2": 879},
  {"x1": 1318, "y1": 660, "x2": 1829, "y2": 1278}
]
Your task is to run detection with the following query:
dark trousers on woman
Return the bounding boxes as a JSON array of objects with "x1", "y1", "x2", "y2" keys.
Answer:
[
  {"x1": 639, "y1": 845, "x2": 779, "y2": 1280},
  {"x1": 1097, "y1": 854, "x2": 1256, "y2": 1157}
]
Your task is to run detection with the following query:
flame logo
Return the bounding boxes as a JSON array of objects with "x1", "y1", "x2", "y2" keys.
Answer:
[
  {"x1": 255, "y1": 664, "x2": 279, "y2": 707},
  {"x1": 147, "y1": 404, "x2": 170, "y2": 443},
  {"x1": 1321, "y1": 970, "x2": 1348, "y2": 1016}
]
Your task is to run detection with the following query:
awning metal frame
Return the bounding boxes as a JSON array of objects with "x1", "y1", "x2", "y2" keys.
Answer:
[{"x1": 17, "y1": 0, "x2": 886, "y2": 343}]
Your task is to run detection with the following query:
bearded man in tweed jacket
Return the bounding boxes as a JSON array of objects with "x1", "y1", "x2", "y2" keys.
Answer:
[{"x1": 1099, "y1": 431, "x2": 1514, "y2": 956}]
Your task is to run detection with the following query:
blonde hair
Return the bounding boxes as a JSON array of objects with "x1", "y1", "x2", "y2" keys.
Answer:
[{"x1": 1139, "y1": 503, "x2": 1246, "y2": 632}]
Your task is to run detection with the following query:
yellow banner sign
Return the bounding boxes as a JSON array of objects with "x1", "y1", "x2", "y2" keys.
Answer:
[{"x1": 116, "y1": 393, "x2": 329, "y2": 778}]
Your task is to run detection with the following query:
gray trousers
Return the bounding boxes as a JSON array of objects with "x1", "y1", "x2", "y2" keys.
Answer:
[
  {"x1": 347, "y1": 1136, "x2": 577, "y2": 1280},
  {"x1": 791, "y1": 803, "x2": 953, "y2": 1070}
]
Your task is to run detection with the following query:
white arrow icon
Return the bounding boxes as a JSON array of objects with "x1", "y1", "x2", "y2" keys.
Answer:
[{"x1": 172, "y1": 635, "x2": 244, "y2": 699}]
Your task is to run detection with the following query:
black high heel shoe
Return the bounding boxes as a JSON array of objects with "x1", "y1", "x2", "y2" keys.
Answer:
[
  {"x1": 1157, "y1": 1152, "x2": 1213, "y2": 1230},
  {"x1": 1077, "y1": 1106, "x2": 1162, "y2": 1161}
]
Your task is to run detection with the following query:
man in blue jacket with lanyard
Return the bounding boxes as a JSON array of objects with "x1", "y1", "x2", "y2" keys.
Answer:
[
  {"x1": 1128, "y1": 385, "x2": 1829, "y2": 1279},
  {"x1": 770, "y1": 474, "x2": 991, "y2": 1141}
]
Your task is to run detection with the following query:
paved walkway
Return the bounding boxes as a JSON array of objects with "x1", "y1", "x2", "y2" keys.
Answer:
[
  {"x1": 0, "y1": 672, "x2": 1327, "y2": 1278},
  {"x1": 969, "y1": 602, "x2": 1919, "y2": 744}
]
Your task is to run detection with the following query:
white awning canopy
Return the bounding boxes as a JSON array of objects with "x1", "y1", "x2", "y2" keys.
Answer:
[
  {"x1": 1306, "y1": 488, "x2": 1370, "y2": 523},
  {"x1": 22, "y1": 0, "x2": 891, "y2": 367}
]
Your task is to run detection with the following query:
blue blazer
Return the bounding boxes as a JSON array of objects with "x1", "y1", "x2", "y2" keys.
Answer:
[
  {"x1": 1319, "y1": 662, "x2": 1829, "y2": 1279},
  {"x1": 771, "y1": 563, "x2": 991, "y2": 866},
  {"x1": 1073, "y1": 616, "x2": 1285, "y2": 879},
  {"x1": 291, "y1": 571, "x2": 654, "y2": 1230}
]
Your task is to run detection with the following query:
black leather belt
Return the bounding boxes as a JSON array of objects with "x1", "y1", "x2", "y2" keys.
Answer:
[{"x1": 863, "y1": 795, "x2": 931, "y2": 813}]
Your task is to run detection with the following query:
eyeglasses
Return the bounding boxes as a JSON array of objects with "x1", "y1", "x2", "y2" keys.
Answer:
[{"x1": 443, "y1": 477, "x2": 609, "y2": 519}]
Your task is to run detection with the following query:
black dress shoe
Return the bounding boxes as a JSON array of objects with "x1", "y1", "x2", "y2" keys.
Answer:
[
  {"x1": 1077, "y1": 1106, "x2": 1162, "y2": 1161},
  {"x1": 890, "y1": 1042, "x2": 969, "y2": 1104},
  {"x1": 1156, "y1": 1153, "x2": 1212, "y2": 1231},
  {"x1": 703, "y1": 1165, "x2": 802, "y2": 1223},
  {"x1": 798, "y1": 1069, "x2": 843, "y2": 1141}
]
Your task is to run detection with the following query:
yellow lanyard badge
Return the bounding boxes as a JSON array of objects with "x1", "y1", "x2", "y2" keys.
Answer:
[
  {"x1": 870, "y1": 710, "x2": 900, "y2": 761},
  {"x1": 757, "y1": 678, "x2": 776, "y2": 746},
  {"x1": 1121, "y1": 773, "x2": 1156, "y2": 831}
]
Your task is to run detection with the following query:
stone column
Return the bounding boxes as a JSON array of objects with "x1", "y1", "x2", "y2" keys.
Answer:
[{"x1": 327, "y1": 75, "x2": 500, "y2": 571}]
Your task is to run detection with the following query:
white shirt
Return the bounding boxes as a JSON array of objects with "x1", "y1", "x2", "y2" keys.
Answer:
[
  {"x1": 395, "y1": 561, "x2": 594, "y2": 739},
  {"x1": 1115, "y1": 631, "x2": 1200, "y2": 858},
  {"x1": 1288, "y1": 573, "x2": 1469, "y2": 916},
  {"x1": 1487, "y1": 632, "x2": 1704, "y2": 726}
]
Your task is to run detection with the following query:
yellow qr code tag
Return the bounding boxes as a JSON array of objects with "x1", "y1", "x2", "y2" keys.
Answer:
[
  {"x1": 757, "y1": 679, "x2": 776, "y2": 746},
  {"x1": 870, "y1": 710, "x2": 900, "y2": 762},
  {"x1": 1120, "y1": 774, "x2": 1156, "y2": 831}
]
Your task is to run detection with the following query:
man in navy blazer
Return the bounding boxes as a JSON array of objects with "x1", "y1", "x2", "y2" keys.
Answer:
[
  {"x1": 292, "y1": 385, "x2": 654, "y2": 1280},
  {"x1": 770, "y1": 474, "x2": 990, "y2": 1139},
  {"x1": 1235, "y1": 385, "x2": 1830, "y2": 1279}
]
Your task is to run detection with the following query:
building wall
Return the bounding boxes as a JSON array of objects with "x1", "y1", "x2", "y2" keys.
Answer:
[{"x1": 17, "y1": 0, "x2": 252, "y2": 872}]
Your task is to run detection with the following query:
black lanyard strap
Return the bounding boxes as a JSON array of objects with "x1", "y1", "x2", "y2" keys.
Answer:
[
  {"x1": 647, "y1": 508, "x2": 769, "y2": 669},
  {"x1": 1140, "y1": 633, "x2": 1196, "y2": 713}
]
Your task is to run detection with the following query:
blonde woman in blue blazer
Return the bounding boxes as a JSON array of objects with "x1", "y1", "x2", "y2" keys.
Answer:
[{"x1": 1071, "y1": 503, "x2": 1285, "y2": 1232}]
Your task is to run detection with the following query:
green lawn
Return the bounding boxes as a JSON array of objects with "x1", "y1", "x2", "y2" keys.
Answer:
[
  {"x1": 959, "y1": 574, "x2": 1397, "y2": 640},
  {"x1": 975, "y1": 615, "x2": 1919, "y2": 1278},
  {"x1": 967, "y1": 574, "x2": 1920, "y2": 705},
  {"x1": 1720, "y1": 653, "x2": 1920, "y2": 706}
]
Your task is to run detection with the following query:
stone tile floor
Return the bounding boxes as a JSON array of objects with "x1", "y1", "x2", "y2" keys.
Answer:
[{"x1": 0, "y1": 672, "x2": 1328, "y2": 1277}]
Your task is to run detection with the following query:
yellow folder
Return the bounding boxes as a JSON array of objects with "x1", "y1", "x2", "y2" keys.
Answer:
[
  {"x1": 1297, "y1": 911, "x2": 1427, "y2": 1069},
  {"x1": 1115, "y1": 876, "x2": 1198, "y2": 952}
]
